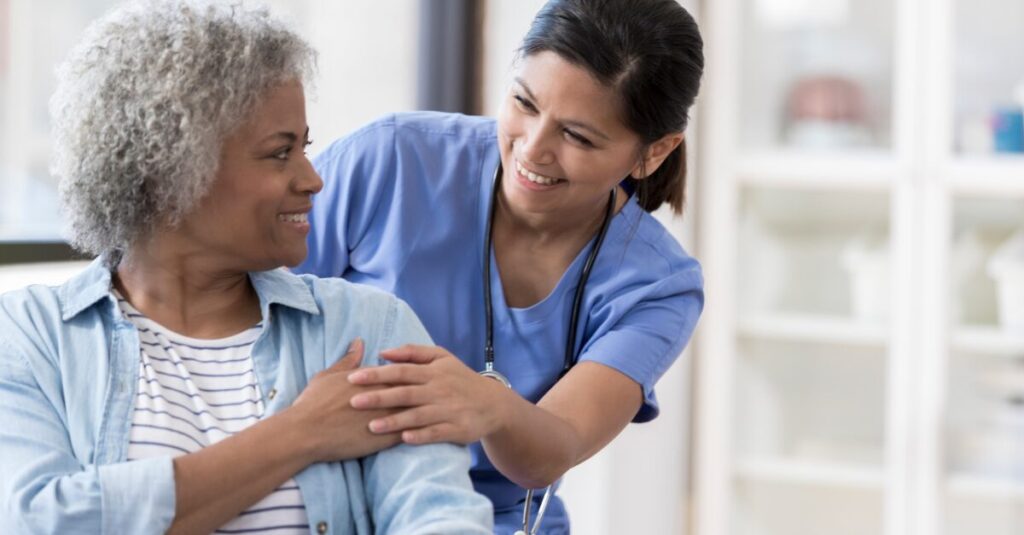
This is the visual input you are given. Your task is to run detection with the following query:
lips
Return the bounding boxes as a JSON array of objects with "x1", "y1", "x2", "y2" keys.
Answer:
[
  {"x1": 277, "y1": 212, "x2": 308, "y2": 223},
  {"x1": 514, "y1": 159, "x2": 566, "y2": 189}
]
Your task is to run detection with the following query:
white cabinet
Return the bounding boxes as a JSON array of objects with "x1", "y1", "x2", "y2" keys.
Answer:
[{"x1": 694, "y1": 0, "x2": 1024, "y2": 533}]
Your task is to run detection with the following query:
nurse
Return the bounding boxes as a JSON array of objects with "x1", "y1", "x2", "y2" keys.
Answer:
[{"x1": 296, "y1": 0, "x2": 704, "y2": 532}]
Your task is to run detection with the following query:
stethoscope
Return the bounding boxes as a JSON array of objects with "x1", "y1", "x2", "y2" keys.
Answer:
[{"x1": 479, "y1": 163, "x2": 616, "y2": 535}]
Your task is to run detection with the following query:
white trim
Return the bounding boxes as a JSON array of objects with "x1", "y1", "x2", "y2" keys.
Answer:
[{"x1": 693, "y1": 0, "x2": 741, "y2": 532}]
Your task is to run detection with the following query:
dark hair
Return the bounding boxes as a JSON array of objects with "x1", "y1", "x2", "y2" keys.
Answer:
[{"x1": 519, "y1": 0, "x2": 704, "y2": 214}]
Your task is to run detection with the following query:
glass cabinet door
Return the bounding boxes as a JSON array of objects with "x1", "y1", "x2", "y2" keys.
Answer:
[
  {"x1": 942, "y1": 0, "x2": 1024, "y2": 530},
  {"x1": 944, "y1": 197, "x2": 1024, "y2": 535},
  {"x1": 739, "y1": 0, "x2": 895, "y2": 152},
  {"x1": 732, "y1": 187, "x2": 890, "y2": 535},
  {"x1": 952, "y1": 0, "x2": 1024, "y2": 156}
]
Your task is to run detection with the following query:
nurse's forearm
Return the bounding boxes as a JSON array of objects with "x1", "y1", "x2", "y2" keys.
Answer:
[
  {"x1": 481, "y1": 361, "x2": 642, "y2": 490},
  {"x1": 481, "y1": 389, "x2": 582, "y2": 489}
]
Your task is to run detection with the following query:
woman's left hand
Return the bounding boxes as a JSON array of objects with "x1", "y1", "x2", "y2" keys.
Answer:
[{"x1": 346, "y1": 345, "x2": 511, "y2": 445}]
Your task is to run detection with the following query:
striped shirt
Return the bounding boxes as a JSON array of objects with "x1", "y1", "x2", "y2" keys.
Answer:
[{"x1": 117, "y1": 293, "x2": 309, "y2": 534}]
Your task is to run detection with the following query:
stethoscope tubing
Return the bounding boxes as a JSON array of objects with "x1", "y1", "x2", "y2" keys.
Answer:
[
  {"x1": 481, "y1": 163, "x2": 617, "y2": 534},
  {"x1": 482, "y1": 163, "x2": 616, "y2": 377}
]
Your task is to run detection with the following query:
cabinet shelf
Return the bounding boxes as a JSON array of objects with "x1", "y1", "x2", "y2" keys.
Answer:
[
  {"x1": 951, "y1": 325, "x2": 1024, "y2": 356},
  {"x1": 946, "y1": 158, "x2": 1024, "y2": 197},
  {"x1": 735, "y1": 457, "x2": 885, "y2": 490},
  {"x1": 735, "y1": 151, "x2": 896, "y2": 191},
  {"x1": 947, "y1": 473, "x2": 1024, "y2": 501},
  {"x1": 738, "y1": 313, "x2": 888, "y2": 347}
]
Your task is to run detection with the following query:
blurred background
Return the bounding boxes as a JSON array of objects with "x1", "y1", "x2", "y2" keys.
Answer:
[{"x1": 1, "y1": 1, "x2": 1022, "y2": 534}]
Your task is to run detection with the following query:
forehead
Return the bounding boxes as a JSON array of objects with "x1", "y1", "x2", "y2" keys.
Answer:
[
  {"x1": 240, "y1": 80, "x2": 307, "y2": 138},
  {"x1": 514, "y1": 51, "x2": 628, "y2": 132}
]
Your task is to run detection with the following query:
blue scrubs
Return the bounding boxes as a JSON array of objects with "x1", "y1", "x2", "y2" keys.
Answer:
[{"x1": 296, "y1": 112, "x2": 703, "y2": 534}]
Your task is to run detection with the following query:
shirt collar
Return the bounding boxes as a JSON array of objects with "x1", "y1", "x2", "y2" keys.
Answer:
[
  {"x1": 59, "y1": 257, "x2": 320, "y2": 321},
  {"x1": 249, "y1": 268, "x2": 321, "y2": 317}
]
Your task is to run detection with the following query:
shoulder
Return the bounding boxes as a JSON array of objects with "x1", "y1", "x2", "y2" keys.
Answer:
[
  {"x1": 612, "y1": 205, "x2": 703, "y2": 291},
  {"x1": 390, "y1": 111, "x2": 497, "y2": 142},
  {"x1": 316, "y1": 111, "x2": 496, "y2": 163},
  {"x1": 289, "y1": 273, "x2": 430, "y2": 364},
  {"x1": 297, "y1": 272, "x2": 401, "y2": 315},
  {"x1": 0, "y1": 284, "x2": 62, "y2": 330},
  {"x1": 0, "y1": 284, "x2": 73, "y2": 369}
]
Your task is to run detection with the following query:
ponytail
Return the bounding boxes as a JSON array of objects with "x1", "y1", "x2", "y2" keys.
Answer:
[{"x1": 630, "y1": 138, "x2": 687, "y2": 215}]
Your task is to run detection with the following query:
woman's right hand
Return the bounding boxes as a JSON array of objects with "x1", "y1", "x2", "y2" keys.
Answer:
[{"x1": 286, "y1": 339, "x2": 402, "y2": 462}]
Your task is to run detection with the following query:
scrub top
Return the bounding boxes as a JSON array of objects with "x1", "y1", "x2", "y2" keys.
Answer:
[{"x1": 295, "y1": 111, "x2": 703, "y2": 534}]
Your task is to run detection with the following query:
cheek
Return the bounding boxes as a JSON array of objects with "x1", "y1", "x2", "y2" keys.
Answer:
[{"x1": 496, "y1": 102, "x2": 523, "y2": 143}]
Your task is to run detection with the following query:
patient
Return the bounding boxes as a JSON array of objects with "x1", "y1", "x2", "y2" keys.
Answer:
[{"x1": 0, "y1": 1, "x2": 492, "y2": 533}]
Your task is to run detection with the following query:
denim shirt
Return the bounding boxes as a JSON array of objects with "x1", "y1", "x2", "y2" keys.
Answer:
[{"x1": 0, "y1": 259, "x2": 493, "y2": 534}]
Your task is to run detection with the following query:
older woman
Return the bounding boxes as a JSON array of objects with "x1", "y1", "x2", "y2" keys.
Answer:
[{"x1": 0, "y1": 1, "x2": 491, "y2": 534}]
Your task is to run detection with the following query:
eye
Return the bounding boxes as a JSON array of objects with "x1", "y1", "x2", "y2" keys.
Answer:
[
  {"x1": 513, "y1": 94, "x2": 537, "y2": 113},
  {"x1": 272, "y1": 146, "x2": 292, "y2": 161},
  {"x1": 303, "y1": 139, "x2": 314, "y2": 155},
  {"x1": 564, "y1": 129, "x2": 594, "y2": 148}
]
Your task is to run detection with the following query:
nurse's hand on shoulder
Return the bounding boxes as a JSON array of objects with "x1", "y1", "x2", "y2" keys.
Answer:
[
  {"x1": 287, "y1": 339, "x2": 403, "y2": 461},
  {"x1": 347, "y1": 345, "x2": 511, "y2": 445}
]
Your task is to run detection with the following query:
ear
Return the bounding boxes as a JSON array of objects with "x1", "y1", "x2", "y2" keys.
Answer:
[{"x1": 631, "y1": 132, "x2": 684, "y2": 179}]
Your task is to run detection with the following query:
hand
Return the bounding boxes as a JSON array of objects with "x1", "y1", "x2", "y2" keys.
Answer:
[
  {"x1": 286, "y1": 339, "x2": 402, "y2": 462},
  {"x1": 346, "y1": 345, "x2": 512, "y2": 445}
]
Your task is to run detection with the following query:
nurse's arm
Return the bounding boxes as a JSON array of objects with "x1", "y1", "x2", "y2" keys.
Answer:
[
  {"x1": 353, "y1": 346, "x2": 641, "y2": 490},
  {"x1": 484, "y1": 361, "x2": 642, "y2": 489}
]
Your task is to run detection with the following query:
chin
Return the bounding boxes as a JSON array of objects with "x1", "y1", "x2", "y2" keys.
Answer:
[{"x1": 281, "y1": 248, "x2": 308, "y2": 269}]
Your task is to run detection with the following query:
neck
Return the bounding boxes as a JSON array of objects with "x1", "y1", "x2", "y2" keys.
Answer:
[
  {"x1": 115, "y1": 234, "x2": 260, "y2": 339},
  {"x1": 494, "y1": 183, "x2": 625, "y2": 247}
]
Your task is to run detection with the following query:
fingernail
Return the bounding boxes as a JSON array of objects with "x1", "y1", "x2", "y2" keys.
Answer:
[
  {"x1": 346, "y1": 338, "x2": 362, "y2": 352},
  {"x1": 369, "y1": 419, "x2": 387, "y2": 433},
  {"x1": 348, "y1": 371, "x2": 367, "y2": 383},
  {"x1": 350, "y1": 394, "x2": 368, "y2": 408}
]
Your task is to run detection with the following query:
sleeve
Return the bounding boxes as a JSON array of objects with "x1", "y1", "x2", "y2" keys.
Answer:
[
  {"x1": 293, "y1": 117, "x2": 398, "y2": 278},
  {"x1": 0, "y1": 341, "x2": 176, "y2": 534},
  {"x1": 361, "y1": 300, "x2": 493, "y2": 534},
  {"x1": 578, "y1": 266, "x2": 704, "y2": 423}
]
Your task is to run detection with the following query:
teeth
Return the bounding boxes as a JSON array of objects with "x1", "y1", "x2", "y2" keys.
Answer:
[
  {"x1": 517, "y1": 160, "x2": 560, "y2": 186},
  {"x1": 278, "y1": 213, "x2": 308, "y2": 223}
]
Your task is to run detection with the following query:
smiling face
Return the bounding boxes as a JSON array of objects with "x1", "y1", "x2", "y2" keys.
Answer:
[
  {"x1": 176, "y1": 80, "x2": 322, "y2": 271},
  {"x1": 496, "y1": 51, "x2": 647, "y2": 219}
]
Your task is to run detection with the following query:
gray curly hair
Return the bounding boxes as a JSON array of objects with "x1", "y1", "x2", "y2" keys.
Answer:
[{"x1": 51, "y1": 0, "x2": 316, "y2": 264}]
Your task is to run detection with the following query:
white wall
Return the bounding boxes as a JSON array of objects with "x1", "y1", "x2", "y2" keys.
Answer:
[{"x1": 259, "y1": 0, "x2": 420, "y2": 157}]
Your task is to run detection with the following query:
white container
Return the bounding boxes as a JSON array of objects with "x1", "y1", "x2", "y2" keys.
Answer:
[
  {"x1": 987, "y1": 231, "x2": 1024, "y2": 332},
  {"x1": 841, "y1": 233, "x2": 890, "y2": 323},
  {"x1": 952, "y1": 400, "x2": 1024, "y2": 478}
]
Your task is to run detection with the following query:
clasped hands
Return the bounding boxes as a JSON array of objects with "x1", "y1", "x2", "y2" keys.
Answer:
[{"x1": 289, "y1": 340, "x2": 510, "y2": 463}]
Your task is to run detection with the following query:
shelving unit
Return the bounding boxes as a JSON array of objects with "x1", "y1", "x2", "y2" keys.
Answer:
[
  {"x1": 738, "y1": 313, "x2": 888, "y2": 347},
  {"x1": 951, "y1": 326, "x2": 1024, "y2": 357},
  {"x1": 735, "y1": 457, "x2": 885, "y2": 490},
  {"x1": 694, "y1": 0, "x2": 1024, "y2": 534},
  {"x1": 948, "y1": 474, "x2": 1024, "y2": 499}
]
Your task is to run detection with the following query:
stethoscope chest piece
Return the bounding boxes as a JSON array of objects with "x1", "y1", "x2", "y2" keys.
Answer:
[{"x1": 479, "y1": 363, "x2": 512, "y2": 389}]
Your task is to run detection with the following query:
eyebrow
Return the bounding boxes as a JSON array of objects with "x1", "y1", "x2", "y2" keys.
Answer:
[
  {"x1": 258, "y1": 126, "x2": 310, "y2": 145},
  {"x1": 514, "y1": 78, "x2": 611, "y2": 142}
]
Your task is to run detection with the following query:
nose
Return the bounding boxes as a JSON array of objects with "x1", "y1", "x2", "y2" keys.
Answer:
[
  {"x1": 295, "y1": 156, "x2": 323, "y2": 196},
  {"x1": 519, "y1": 120, "x2": 556, "y2": 166}
]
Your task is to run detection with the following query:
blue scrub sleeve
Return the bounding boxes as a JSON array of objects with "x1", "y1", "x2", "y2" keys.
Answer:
[
  {"x1": 577, "y1": 271, "x2": 704, "y2": 423},
  {"x1": 296, "y1": 118, "x2": 398, "y2": 278}
]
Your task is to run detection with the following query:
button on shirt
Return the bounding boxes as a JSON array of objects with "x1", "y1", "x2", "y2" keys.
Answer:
[{"x1": 0, "y1": 259, "x2": 493, "y2": 534}]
